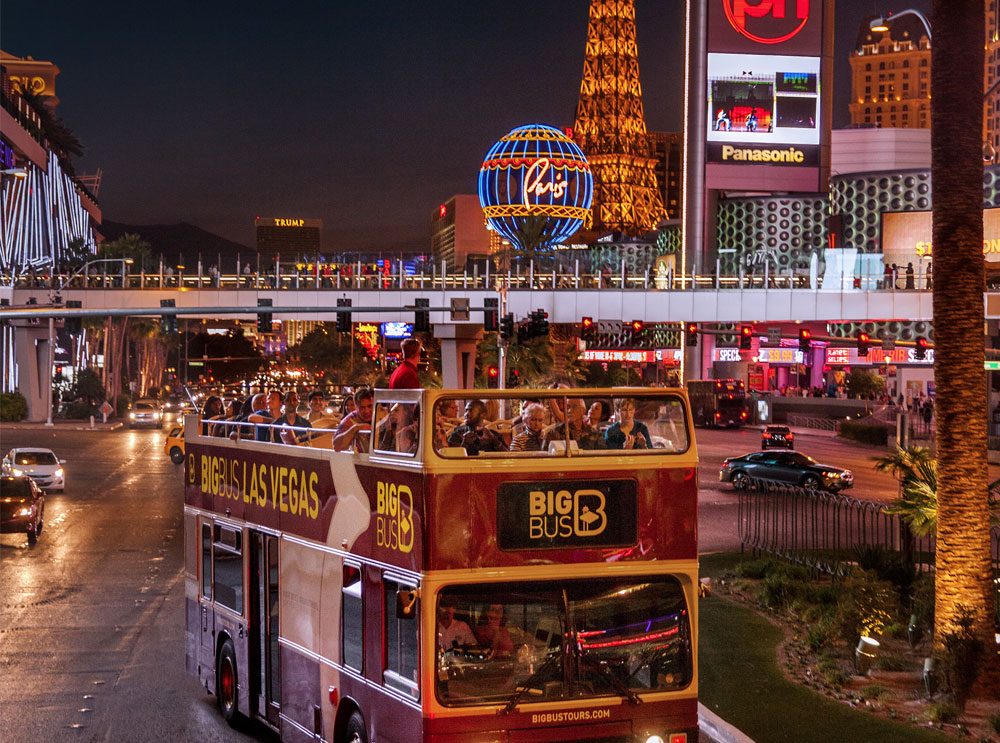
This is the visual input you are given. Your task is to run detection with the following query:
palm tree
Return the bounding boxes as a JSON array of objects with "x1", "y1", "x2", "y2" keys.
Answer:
[
  {"x1": 930, "y1": 0, "x2": 997, "y2": 683},
  {"x1": 873, "y1": 446, "x2": 939, "y2": 538}
]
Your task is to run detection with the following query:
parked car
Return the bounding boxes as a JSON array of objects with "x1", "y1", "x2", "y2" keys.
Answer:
[
  {"x1": 1, "y1": 475, "x2": 45, "y2": 544},
  {"x1": 165, "y1": 426, "x2": 185, "y2": 465},
  {"x1": 129, "y1": 400, "x2": 164, "y2": 429},
  {"x1": 1, "y1": 448, "x2": 65, "y2": 492},
  {"x1": 761, "y1": 425, "x2": 794, "y2": 449},
  {"x1": 719, "y1": 450, "x2": 853, "y2": 493}
]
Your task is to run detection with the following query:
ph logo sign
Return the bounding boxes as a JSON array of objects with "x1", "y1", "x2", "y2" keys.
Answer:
[
  {"x1": 724, "y1": 0, "x2": 810, "y2": 44},
  {"x1": 528, "y1": 489, "x2": 607, "y2": 540},
  {"x1": 376, "y1": 481, "x2": 414, "y2": 553}
]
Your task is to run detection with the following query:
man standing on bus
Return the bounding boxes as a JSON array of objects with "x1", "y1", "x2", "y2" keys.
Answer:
[
  {"x1": 437, "y1": 596, "x2": 475, "y2": 650},
  {"x1": 333, "y1": 389, "x2": 374, "y2": 452},
  {"x1": 389, "y1": 338, "x2": 422, "y2": 389}
]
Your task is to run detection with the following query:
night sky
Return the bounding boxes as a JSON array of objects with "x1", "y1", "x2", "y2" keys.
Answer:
[{"x1": 5, "y1": 0, "x2": 931, "y2": 253}]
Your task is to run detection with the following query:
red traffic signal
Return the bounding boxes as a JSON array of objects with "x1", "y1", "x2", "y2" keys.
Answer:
[
  {"x1": 856, "y1": 331, "x2": 870, "y2": 357},
  {"x1": 914, "y1": 337, "x2": 929, "y2": 360},
  {"x1": 631, "y1": 320, "x2": 644, "y2": 334},
  {"x1": 740, "y1": 325, "x2": 753, "y2": 350},
  {"x1": 487, "y1": 365, "x2": 500, "y2": 388},
  {"x1": 798, "y1": 328, "x2": 812, "y2": 352},
  {"x1": 581, "y1": 316, "x2": 594, "y2": 331},
  {"x1": 686, "y1": 322, "x2": 698, "y2": 346},
  {"x1": 487, "y1": 365, "x2": 499, "y2": 378}
]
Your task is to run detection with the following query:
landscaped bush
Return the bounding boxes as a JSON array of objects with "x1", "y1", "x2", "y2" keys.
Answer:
[
  {"x1": 62, "y1": 400, "x2": 97, "y2": 419},
  {"x1": 835, "y1": 569, "x2": 897, "y2": 644},
  {"x1": 939, "y1": 605, "x2": 986, "y2": 710},
  {"x1": 926, "y1": 702, "x2": 960, "y2": 724},
  {"x1": 989, "y1": 710, "x2": 1000, "y2": 734},
  {"x1": 115, "y1": 394, "x2": 131, "y2": 418},
  {"x1": 806, "y1": 617, "x2": 836, "y2": 652},
  {"x1": 853, "y1": 545, "x2": 916, "y2": 599},
  {"x1": 0, "y1": 391, "x2": 27, "y2": 421},
  {"x1": 838, "y1": 420, "x2": 889, "y2": 446}
]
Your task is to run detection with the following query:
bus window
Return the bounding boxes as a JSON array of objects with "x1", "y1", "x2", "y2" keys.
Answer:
[
  {"x1": 373, "y1": 402, "x2": 419, "y2": 455},
  {"x1": 434, "y1": 394, "x2": 690, "y2": 457},
  {"x1": 384, "y1": 577, "x2": 419, "y2": 699},
  {"x1": 342, "y1": 564, "x2": 364, "y2": 671},
  {"x1": 212, "y1": 524, "x2": 243, "y2": 614},
  {"x1": 435, "y1": 576, "x2": 692, "y2": 706},
  {"x1": 201, "y1": 522, "x2": 212, "y2": 598}
]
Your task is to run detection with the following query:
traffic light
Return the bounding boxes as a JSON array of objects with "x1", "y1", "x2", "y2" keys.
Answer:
[
  {"x1": 160, "y1": 299, "x2": 178, "y2": 334},
  {"x1": 740, "y1": 325, "x2": 753, "y2": 350},
  {"x1": 257, "y1": 298, "x2": 272, "y2": 334},
  {"x1": 531, "y1": 309, "x2": 549, "y2": 338},
  {"x1": 581, "y1": 316, "x2": 595, "y2": 341},
  {"x1": 65, "y1": 300, "x2": 82, "y2": 335},
  {"x1": 686, "y1": 322, "x2": 698, "y2": 347},
  {"x1": 630, "y1": 319, "x2": 644, "y2": 337},
  {"x1": 500, "y1": 312, "x2": 514, "y2": 340},
  {"x1": 487, "y1": 365, "x2": 499, "y2": 388},
  {"x1": 414, "y1": 297, "x2": 430, "y2": 333},
  {"x1": 798, "y1": 328, "x2": 812, "y2": 353},
  {"x1": 510, "y1": 368, "x2": 520, "y2": 387},
  {"x1": 914, "y1": 337, "x2": 928, "y2": 360},
  {"x1": 337, "y1": 297, "x2": 352, "y2": 333},
  {"x1": 856, "y1": 331, "x2": 870, "y2": 357},
  {"x1": 483, "y1": 297, "x2": 498, "y2": 332}
]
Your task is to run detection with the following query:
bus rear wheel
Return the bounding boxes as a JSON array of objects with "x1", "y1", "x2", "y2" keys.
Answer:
[
  {"x1": 216, "y1": 639, "x2": 239, "y2": 726},
  {"x1": 345, "y1": 711, "x2": 368, "y2": 743}
]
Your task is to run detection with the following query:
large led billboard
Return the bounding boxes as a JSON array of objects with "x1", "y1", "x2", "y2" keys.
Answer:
[
  {"x1": 882, "y1": 209, "x2": 1000, "y2": 265},
  {"x1": 704, "y1": 0, "x2": 829, "y2": 192}
]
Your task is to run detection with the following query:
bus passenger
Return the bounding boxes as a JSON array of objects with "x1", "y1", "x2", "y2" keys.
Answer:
[
  {"x1": 200, "y1": 396, "x2": 224, "y2": 436},
  {"x1": 604, "y1": 398, "x2": 653, "y2": 450},
  {"x1": 475, "y1": 604, "x2": 513, "y2": 659},
  {"x1": 437, "y1": 596, "x2": 476, "y2": 650},
  {"x1": 434, "y1": 399, "x2": 460, "y2": 450},
  {"x1": 333, "y1": 388, "x2": 374, "y2": 452},
  {"x1": 388, "y1": 338, "x2": 422, "y2": 389},
  {"x1": 276, "y1": 391, "x2": 311, "y2": 444},
  {"x1": 250, "y1": 390, "x2": 284, "y2": 442},
  {"x1": 447, "y1": 400, "x2": 505, "y2": 455},
  {"x1": 586, "y1": 400, "x2": 608, "y2": 428},
  {"x1": 307, "y1": 390, "x2": 333, "y2": 425},
  {"x1": 509, "y1": 403, "x2": 546, "y2": 451},
  {"x1": 541, "y1": 398, "x2": 603, "y2": 450}
]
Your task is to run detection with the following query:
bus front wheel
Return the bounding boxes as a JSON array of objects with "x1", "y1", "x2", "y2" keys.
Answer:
[
  {"x1": 216, "y1": 638, "x2": 239, "y2": 726},
  {"x1": 345, "y1": 711, "x2": 368, "y2": 743}
]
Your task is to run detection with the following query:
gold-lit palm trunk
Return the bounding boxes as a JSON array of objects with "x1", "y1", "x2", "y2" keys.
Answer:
[
  {"x1": 574, "y1": 0, "x2": 665, "y2": 235},
  {"x1": 930, "y1": 0, "x2": 997, "y2": 686}
]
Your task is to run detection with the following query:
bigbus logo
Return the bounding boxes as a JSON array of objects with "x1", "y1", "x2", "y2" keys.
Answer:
[
  {"x1": 724, "y1": 0, "x2": 810, "y2": 45},
  {"x1": 497, "y1": 479, "x2": 637, "y2": 551},
  {"x1": 376, "y1": 481, "x2": 414, "y2": 553}
]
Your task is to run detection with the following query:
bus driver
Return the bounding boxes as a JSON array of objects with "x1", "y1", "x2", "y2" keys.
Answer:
[{"x1": 437, "y1": 596, "x2": 476, "y2": 650}]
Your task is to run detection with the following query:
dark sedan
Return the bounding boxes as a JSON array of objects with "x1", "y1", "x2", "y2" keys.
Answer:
[
  {"x1": 720, "y1": 451, "x2": 853, "y2": 493},
  {"x1": 1, "y1": 475, "x2": 45, "y2": 544}
]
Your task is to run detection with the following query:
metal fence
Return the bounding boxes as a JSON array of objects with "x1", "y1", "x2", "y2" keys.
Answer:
[{"x1": 737, "y1": 479, "x2": 1000, "y2": 612}]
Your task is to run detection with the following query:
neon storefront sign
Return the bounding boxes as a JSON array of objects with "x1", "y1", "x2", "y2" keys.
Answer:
[
  {"x1": 582, "y1": 350, "x2": 656, "y2": 363},
  {"x1": 522, "y1": 158, "x2": 568, "y2": 209},
  {"x1": 724, "y1": 0, "x2": 810, "y2": 45}
]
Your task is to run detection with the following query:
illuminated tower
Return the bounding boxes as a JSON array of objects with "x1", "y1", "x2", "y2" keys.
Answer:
[{"x1": 573, "y1": 0, "x2": 665, "y2": 236}]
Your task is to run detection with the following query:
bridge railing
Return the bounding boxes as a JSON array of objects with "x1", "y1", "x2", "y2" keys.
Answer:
[{"x1": 3, "y1": 261, "x2": 932, "y2": 294}]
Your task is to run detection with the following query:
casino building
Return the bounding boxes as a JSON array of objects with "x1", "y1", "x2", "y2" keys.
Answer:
[{"x1": 254, "y1": 217, "x2": 321, "y2": 264}]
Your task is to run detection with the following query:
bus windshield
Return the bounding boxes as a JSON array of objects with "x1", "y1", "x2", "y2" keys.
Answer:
[
  {"x1": 435, "y1": 577, "x2": 692, "y2": 707},
  {"x1": 433, "y1": 393, "x2": 689, "y2": 457}
]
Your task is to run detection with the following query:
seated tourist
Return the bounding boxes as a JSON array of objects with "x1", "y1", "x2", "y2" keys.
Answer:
[
  {"x1": 447, "y1": 400, "x2": 505, "y2": 455},
  {"x1": 509, "y1": 403, "x2": 546, "y2": 451},
  {"x1": 333, "y1": 388, "x2": 374, "y2": 452},
  {"x1": 541, "y1": 398, "x2": 603, "y2": 450},
  {"x1": 604, "y1": 397, "x2": 652, "y2": 450}
]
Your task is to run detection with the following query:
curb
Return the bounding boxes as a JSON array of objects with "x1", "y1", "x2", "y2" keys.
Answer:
[
  {"x1": 2, "y1": 421, "x2": 124, "y2": 431},
  {"x1": 699, "y1": 703, "x2": 756, "y2": 743}
]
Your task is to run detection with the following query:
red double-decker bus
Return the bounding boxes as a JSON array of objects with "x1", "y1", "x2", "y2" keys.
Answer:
[{"x1": 184, "y1": 387, "x2": 699, "y2": 743}]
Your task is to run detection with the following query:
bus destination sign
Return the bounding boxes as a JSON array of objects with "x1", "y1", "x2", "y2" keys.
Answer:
[{"x1": 497, "y1": 479, "x2": 637, "y2": 551}]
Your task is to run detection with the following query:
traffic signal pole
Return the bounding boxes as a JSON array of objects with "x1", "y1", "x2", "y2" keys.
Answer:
[{"x1": 498, "y1": 287, "x2": 507, "y2": 391}]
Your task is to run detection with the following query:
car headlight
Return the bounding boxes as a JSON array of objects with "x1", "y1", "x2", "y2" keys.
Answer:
[
  {"x1": 12, "y1": 468, "x2": 23, "y2": 476},
  {"x1": 55, "y1": 468, "x2": 64, "y2": 478},
  {"x1": 823, "y1": 471, "x2": 839, "y2": 478},
  {"x1": 129, "y1": 412, "x2": 136, "y2": 419},
  {"x1": 16, "y1": 507, "x2": 30, "y2": 517},
  {"x1": 153, "y1": 412, "x2": 161, "y2": 420}
]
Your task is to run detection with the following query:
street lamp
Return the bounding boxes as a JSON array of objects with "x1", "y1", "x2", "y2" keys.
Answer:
[
  {"x1": 869, "y1": 9, "x2": 932, "y2": 41},
  {"x1": 45, "y1": 257, "x2": 133, "y2": 426}
]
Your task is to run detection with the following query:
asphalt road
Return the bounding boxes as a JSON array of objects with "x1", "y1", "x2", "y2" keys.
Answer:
[
  {"x1": 0, "y1": 422, "x2": 272, "y2": 743},
  {"x1": 0, "y1": 421, "x2": 971, "y2": 742}
]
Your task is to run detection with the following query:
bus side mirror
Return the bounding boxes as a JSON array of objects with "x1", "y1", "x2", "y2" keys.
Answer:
[{"x1": 396, "y1": 589, "x2": 419, "y2": 619}]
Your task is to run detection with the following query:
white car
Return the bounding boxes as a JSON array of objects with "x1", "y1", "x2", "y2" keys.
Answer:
[
  {"x1": 2, "y1": 448, "x2": 66, "y2": 493},
  {"x1": 129, "y1": 400, "x2": 164, "y2": 429}
]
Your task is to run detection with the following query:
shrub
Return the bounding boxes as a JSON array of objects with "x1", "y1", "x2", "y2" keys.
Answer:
[
  {"x1": 939, "y1": 605, "x2": 986, "y2": 711},
  {"x1": 874, "y1": 653, "x2": 907, "y2": 671},
  {"x1": 756, "y1": 572, "x2": 811, "y2": 611},
  {"x1": 926, "y1": 702, "x2": 960, "y2": 724},
  {"x1": 838, "y1": 420, "x2": 889, "y2": 446},
  {"x1": 910, "y1": 573, "x2": 935, "y2": 631},
  {"x1": 836, "y1": 569, "x2": 897, "y2": 645},
  {"x1": 988, "y1": 710, "x2": 1000, "y2": 734},
  {"x1": 806, "y1": 617, "x2": 836, "y2": 652},
  {"x1": 62, "y1": 399, "x2": 97, "y2": 419},
  {"x1": 860, "y1": 683, "x2": 889, "y2": 701},
  {"x1": 115, "y1": 394, "x2": 131, "y2": 418},
  {"x1": 852, "y1": 545, "x2": 916, "y2": 599},
  {"x1": 0, "y1": 391, "x2": 27, "y2": 421},
  {"x1": 734, "y1": 558, "x2": 777, "y2": 580}
]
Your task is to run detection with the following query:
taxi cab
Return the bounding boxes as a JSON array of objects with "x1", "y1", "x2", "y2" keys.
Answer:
[{"x1": 165, "y1": 425, "x2": 185, "y2": 464}]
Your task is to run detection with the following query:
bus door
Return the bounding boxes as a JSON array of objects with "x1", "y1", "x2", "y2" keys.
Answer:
[
  {"x1": 249, "y1": 531, "x2": 280, "y2": 725},
  {"x1": 199, "y1": 520, "x2": 215, "y2": 669}
]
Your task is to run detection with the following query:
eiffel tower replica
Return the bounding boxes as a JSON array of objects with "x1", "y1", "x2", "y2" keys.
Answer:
[{"x1": 573, "y1": 0, "x2": 665, "y2": 236}]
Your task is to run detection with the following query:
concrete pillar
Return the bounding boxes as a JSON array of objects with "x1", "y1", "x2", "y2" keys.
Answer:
[
  {"x1": 13, "y1": 323, "x2": 51, "y2": 421},
  {"x1": 435, "y1": 324, "x2": 483, "y2": 390}
]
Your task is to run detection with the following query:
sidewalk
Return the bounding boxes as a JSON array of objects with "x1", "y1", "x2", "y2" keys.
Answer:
[{"x1": 1, "y1": 419, "x2": 124, "y2": 431}]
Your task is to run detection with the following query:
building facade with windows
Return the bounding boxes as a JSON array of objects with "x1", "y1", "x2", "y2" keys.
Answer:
[
  {"x1": 848, "y1": 14, "x2": 931, "y2": 129},
  {"x1": 430, "y1": 195, "x2": 496, "y2": 271}
]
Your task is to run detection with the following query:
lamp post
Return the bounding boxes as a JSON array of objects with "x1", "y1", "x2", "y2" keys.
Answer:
[
  {"x1": 45, "y1": 257, "x2": 133, "y2": 426},
  {"x1": 869, "y1": 9, "x2": 932, "y2": 41}
]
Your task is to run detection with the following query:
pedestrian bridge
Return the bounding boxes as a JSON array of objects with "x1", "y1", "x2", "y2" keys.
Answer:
[{"x1": 4, "y1": 276, "x2": 988, "y2": 325}]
